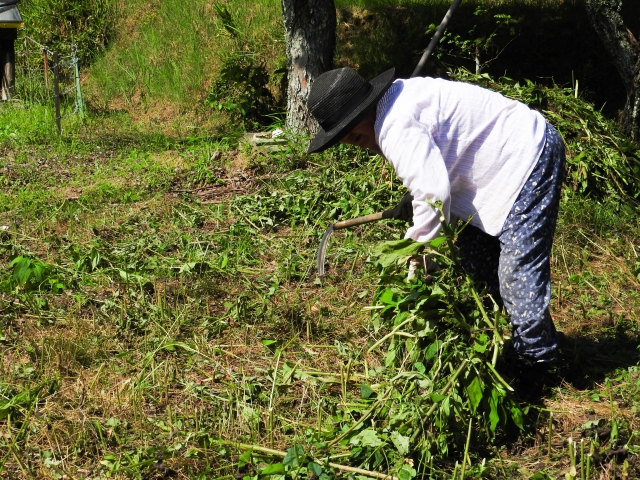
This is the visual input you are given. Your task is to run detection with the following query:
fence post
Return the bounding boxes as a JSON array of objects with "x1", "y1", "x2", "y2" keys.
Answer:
[
  {"x1": 72, "y1": 47, "x2": 84, "y2": 118},
  {"x1": 43, "y1": 47, "x2": 49, "y2": 88},
  {"x1": 53, "y1": 51, "x2": 61, "y2": 133}
]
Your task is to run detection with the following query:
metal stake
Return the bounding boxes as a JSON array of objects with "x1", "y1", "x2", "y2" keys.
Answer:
[
  {"x1": 73, "y1": 47, "x2": 84, "y2": 118},
  {"x1": 53, "y1": 51, "x2": 61, "y2": 133}
]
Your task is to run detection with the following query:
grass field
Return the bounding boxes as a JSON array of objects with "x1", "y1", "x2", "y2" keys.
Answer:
[
  {"x1": 3, "y1": 0, "x2": 640, "y2": 479},
  {"x1": 2, "y1": 76, "x2": 640, "y2": 478}
]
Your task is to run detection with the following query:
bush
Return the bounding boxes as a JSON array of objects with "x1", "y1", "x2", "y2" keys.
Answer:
[{"x1": 19, "y1": 0, "x2": 117, "y2": 66}]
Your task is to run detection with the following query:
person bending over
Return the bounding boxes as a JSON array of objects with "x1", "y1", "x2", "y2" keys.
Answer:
[{"x1": 306, "y1": 67, "x2": 565, "y2": 366}]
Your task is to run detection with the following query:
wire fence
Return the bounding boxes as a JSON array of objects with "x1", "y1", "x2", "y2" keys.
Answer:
[{"x1": 11, "y1": 34, "x2": 85, "y2": 131}]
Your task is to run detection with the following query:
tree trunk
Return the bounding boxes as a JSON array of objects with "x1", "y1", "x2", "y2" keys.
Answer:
[
  {"x1": 0, "y1": 29, "x2": 17, "y2": 101},
  {"x1": 281, "y1": 0, "x2": 336, "y2": 134},
  {"x1": 586, "y1": 0, "x2": 640, "y2": 141}
]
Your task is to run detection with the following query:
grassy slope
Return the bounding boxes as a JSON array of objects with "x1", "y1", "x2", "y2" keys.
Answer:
[
  {"x1": 82, "y1": 0, "x2": 284, "y2": 134},
  {"x1": 2, "y1": 1, "x2": 640, "y2": 479}
]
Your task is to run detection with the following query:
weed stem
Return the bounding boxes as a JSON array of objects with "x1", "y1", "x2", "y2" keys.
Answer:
[{"x1": 217, "y1": 440, "x2": 399, "y2": 480}]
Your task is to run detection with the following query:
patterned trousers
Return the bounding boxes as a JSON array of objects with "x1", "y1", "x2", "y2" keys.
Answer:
[{"x1": 456, "y1": 123, "x2": 565, "y2": 363}]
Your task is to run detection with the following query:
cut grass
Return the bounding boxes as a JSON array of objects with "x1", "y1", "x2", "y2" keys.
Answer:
[{"x1": 1, "y1": 96, "x2": 640, "y2": 478}]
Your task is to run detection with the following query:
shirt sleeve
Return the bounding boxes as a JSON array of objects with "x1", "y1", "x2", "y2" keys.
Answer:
[{"x1": 378, "y1": 115, "x2": 451, "y2": 242}]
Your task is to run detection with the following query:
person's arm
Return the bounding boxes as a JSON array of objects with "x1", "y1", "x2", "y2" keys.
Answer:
[{"x1": 378, "y1": 116, "x2": 451, "y2": 241}]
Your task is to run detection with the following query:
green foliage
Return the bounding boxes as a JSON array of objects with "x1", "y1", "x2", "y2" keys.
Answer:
[
  {"x1": 205, "y1": 4, "x2": 281, "y2": 126},
  {"x1": 451, "y1": 69, "x2": 640, "y2": 208},
  {"x1": 20, "y1": 0, "x2": 117, "y2": 66},
  {"x1": 3, "y1": 2, "x2": 640, "y2": 477},
  {"x1": 85, "y1": 0, "x2": 284, "y2": 119},
  {"x1": 353, "y1": 225, "x2": 524, "y2": 467},
  {"x1": 2, "y1": 116, "x2": 640, "y2": 478},
  {"x1": 429, "y1": 5, "x2": 520, "y2": 73},
  {"x1": 206, "y1": 52, "x2": 276, "y2": 124},
  {"x1": 0, "y1": 380, "x2": 54, "y2": 420},
  {"x1": 2, "y1": 255, "x2": 67, "y2": 293},
  {"x1": 230, "y1": 145, "x2": 403, "y2": 234}
]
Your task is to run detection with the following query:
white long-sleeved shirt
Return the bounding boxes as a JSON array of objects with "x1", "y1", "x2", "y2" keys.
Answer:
[{"x1": 375, "y1": 77, "x2": 547, "y2": 241}]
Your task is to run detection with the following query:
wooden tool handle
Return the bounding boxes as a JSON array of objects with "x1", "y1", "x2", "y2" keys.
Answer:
[{"x1": 333, "y1": 211, "x2": 385, "y2": 230}]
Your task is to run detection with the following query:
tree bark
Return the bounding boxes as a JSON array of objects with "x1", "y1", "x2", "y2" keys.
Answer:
[
  {"x1": 586, "y1": 0, "x2": 640, "y2": 141},
  {"x1": 281, "y1": 0, "x2": 336, "y2": 134},
  {"x1": 0, "y1": 28, "x2": 17, "y2": 101}
]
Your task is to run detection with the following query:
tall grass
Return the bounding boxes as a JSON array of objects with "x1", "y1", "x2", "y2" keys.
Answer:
[
  {"x1": 0, "y1": 104, "x2": 56, "y2": 144},
  {"x1": 85, "y1": 0, "x2": 283, "y2": 113}
]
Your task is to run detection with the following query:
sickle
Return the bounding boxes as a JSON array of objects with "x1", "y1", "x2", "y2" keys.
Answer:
[
  {"x1": 316, "y1": 0, "x2": 462, "y2": 276},
  {"x1": 317, "y1": 208, "x2": 405, "y2": 275}
]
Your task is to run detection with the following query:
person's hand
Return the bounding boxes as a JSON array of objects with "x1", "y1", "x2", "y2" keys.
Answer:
[{"x1": 383, "y1": 192, "x2": 413, "y2": 223}]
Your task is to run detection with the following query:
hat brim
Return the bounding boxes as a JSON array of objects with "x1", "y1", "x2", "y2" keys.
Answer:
[{"x1": 307, "y1": 68, "x2": 395, "y2": 154}]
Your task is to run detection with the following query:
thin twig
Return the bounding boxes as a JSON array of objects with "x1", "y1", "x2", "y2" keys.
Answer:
[
  {"x1": 460, "y1": 417, "x2": 473, "y2": 480},
  {"x1": 425, "y1": 359, "x2": 468, "y2": 418}
]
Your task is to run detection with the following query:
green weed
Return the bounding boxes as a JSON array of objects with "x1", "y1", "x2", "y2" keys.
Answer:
[{"x1": 451, "y1": 69, "x2": 640, "y2": 206}]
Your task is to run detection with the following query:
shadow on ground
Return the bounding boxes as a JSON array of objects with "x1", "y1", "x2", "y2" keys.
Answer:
[{"x1": 558, "y1": 329, "x2": 640, "y2": 391}]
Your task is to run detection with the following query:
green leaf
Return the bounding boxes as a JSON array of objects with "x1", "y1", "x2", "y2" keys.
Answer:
[
  {"x1": 581, "y1": 419, "x2": 603, "y2": 430},
  {"x1": 283, "y1": 445, "x2": 305, "y2": 467},
  {"x1": 413, "y1": 362, "x2": 426, "y2": 374},
  {"x1": 32, "y1": 262, "x2": 46, "y2": 283},
  {"x1": 466, "y1": 376, "x2": 483, "y2": 413},
  {"x1": 378, "y1": 289, "x2": 399, "y2": 306},
  {"x1": 261, "y1": 339, "x2": 279, "y2": 353},
  {"x1": 390, "y1": 431, "x2": 410, "y2": 456},
  {"x1": 489, "y1": 388, "x2": 500, "y2": 432},
  {"x1": 260, "y1": 463, "x2": 285, "y2": 475},
  {"x1": 611, "y1": 419, "x2": 619, "y2": 446},
  {"x1": 473, "y1": 333, "x2": 488, "y2": 353},
  {"x1": 385, "y1": 344, "x2": 398, "y2": 367},
  {"x1": 371, "y1": 239, "x2": 428, "y2": 268},
  {"x1": 430, "y1": 393, "x2": 447, "y2": 403},
  {"x1": 398, "y1": 464, "x2": 417, "y2": 480},
  {"x1": 238, "y1": 449, "x2": 252, "y2": 467},
  {"x1": 106, "y1": 417, "x2": 120, "y2": 427},
  {"x1": 510, "y1": 405, "x2": 524, "y2": 430},
  {"x1": 11, "y1": 256, "x2": 32, "y2": 285},
  {"x1": 441, "y1": 396, "x2": 451, "y2": 418},
  {"x1": 350, "y1": 428, "x2": 385, "y2": 448},
  {"x1": 429, "y1": 236, "x2": 446, "y2": 248},
  {"x1": 308, "y1": 462, "x2": 323, "y2": 476},
  {"x1": 360, "y1": 384, "x2": 374, "y2": 399},
  {"x1": 424, "y1": 340, "x2": 442, "y2": 361}
]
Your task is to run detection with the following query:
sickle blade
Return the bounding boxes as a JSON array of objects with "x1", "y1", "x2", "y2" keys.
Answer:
[{"x1": 316, "y1": 224, "x2": 335, "y2": 276}]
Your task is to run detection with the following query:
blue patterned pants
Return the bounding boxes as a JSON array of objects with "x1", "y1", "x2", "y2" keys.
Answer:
[{"x1": 456, "y1": 123, "x2": 565, "y2": 363}]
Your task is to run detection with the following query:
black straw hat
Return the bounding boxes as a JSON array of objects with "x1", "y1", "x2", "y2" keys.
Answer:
[{"x1": 306, "y1": 67, "x2": 395, "y2": 154}]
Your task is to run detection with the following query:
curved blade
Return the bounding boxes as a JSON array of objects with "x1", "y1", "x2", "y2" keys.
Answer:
[
  {"x1": 317, "y1": 211, "x2": 389, "y2": 276},
  {"x1": 316, "y1": 224, "x2": 335, "y2": 276}
]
